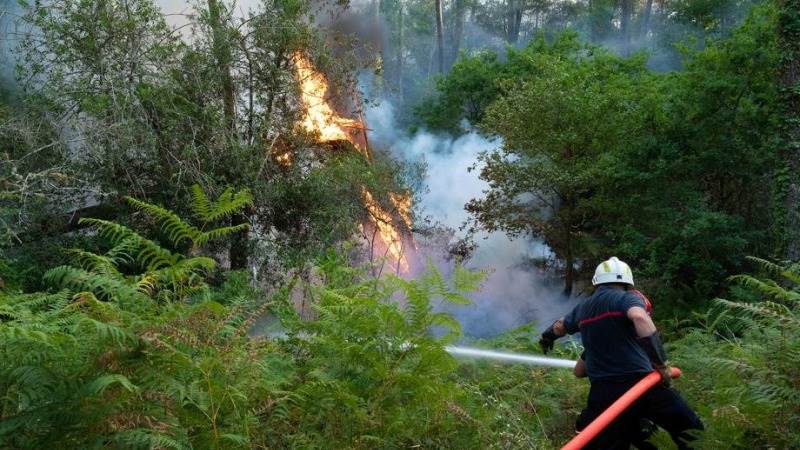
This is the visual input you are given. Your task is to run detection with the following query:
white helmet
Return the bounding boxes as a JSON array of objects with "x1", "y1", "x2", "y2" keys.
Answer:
[{"x1": 592, "y1": 257, "x2": 634, "y2": 286}]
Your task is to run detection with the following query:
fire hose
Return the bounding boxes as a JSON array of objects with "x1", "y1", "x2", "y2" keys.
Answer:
[
  {"x1": 560, "y1": 367, "x2": 682, "y2": 450},
  {"x1": 444, "y1": 347, "x2": 682, "y2": 450}
]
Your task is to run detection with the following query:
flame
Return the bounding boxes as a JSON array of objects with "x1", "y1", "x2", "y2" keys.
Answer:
[
  {"x1": 362, "y1": 188, "x2": 410, "y2": 273},
  {"x1": 389, "y1": 192, "x2": 413, "y2": 229},
  {"x1": 294, "y1": 53, "x2": 362, "y2": 145},
  {"x1": 292, "y1": 53, "x2": 413, "y2": 274}
]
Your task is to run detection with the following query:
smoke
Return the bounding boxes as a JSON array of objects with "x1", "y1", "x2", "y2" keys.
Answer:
[{"x1": 365, "y1": 100, "x2": 577, "y2": 337}]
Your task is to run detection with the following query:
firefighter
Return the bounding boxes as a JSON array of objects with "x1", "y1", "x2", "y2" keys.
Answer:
[
  {"x1": 573, "y1": 288, "x2": 657, "y2": 450},
  {"x1": 539, "y1": 257, "x2": 703, "y2": 450}
]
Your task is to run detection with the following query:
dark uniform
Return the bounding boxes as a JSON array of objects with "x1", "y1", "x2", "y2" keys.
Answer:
[{"x1": 562, "y1": 286, "x2": 703, "y2": 450}]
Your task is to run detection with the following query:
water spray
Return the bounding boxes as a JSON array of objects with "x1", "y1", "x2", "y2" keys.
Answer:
[{"x1": 445, "y1": 345, "x2": 576, "y2": 369}]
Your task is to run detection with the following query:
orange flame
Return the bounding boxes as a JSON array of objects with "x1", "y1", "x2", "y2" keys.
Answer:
[
  {"x1": 292, "y1": 53, "x2": 413, "y2": 274},
  {"x1": 294, "y1": 53, "x2": 362, "y2": 145},
  {"x1": 389, "y1": 192, "x2": 413, "y2": 229},
  {"x1": 362, "y1": 189, "x2": 410, "y2": 274}
]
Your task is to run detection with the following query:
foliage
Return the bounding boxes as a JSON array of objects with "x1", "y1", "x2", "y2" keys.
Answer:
[
  {"x1": 3, "y1": 0, "x2": 799, "y2": 449},
  {"x1": 673, "y1": 256, "x2": 800, "y2": 449},
  {"x1": 11, "y1": 0, "x2": 390, "y2": 278},
  {"x1": 259, "y1": 260, "x2": 487, "y2": 448},
  {"x1": 423, "y1": 6, "x2": 781, "y2": 304},
  {"x1": 452, "y1": 325, "x2": 587, "y2": 449},
  {"x1": 468, "y1": 36, "x2": 653, "y2": 294},
  {"x1": 0, "y1": 192, "x2": 261, "y2": 448},
  {"x1": 0, "y1": 237, "x2": 506, "y2": 448}
]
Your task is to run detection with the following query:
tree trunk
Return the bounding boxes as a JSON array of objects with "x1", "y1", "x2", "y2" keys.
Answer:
[
  {"x1": 396, "y1": 0, "x2": 405, "y2": 102},
  {"x1": 207, "y1": 0, "x2": 236, "y2": 134},
  {"x1": 229, "y1": 212, "x2": 249, "y2": 270},
  {"x1": 619, "y1": 0, "x2": 631, "y2": 55},
  {"x1": 451, "y1": 0, "x2": 465, "y2": 66},
  {"x1": 563, "y1": 233, "x2": 575, "y2": 297},
  {"x1": 505, "y1": 0, "x2": 523, "y2": 44},
  {"x1": 640, "y1": 0, "x2": 653, "y2": 41},
  {"x1": 207, "y1": 0, "x2": 248, "y2": 270},
  {"x1": 434, "y1": 0, "x2": 445, "y2": 73},
  {"x1": 779, "y1": 0, "x2": 800, "y2": 260}
]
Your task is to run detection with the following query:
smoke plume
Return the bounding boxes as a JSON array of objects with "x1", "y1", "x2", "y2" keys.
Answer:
[{"x1": 365, "y1": 101, "x2": 577, "y2": 337}]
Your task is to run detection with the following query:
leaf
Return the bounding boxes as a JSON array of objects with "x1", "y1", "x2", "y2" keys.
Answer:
[{"x1": 83, "y1": 374, "x2": 139, "y2": 395}]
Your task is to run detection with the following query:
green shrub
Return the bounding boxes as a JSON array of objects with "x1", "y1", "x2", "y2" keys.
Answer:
[{"x1": 674, "y1": 257, "x2": 800, "y2": 449}]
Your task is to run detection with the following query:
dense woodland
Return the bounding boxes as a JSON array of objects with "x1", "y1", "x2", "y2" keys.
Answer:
[{"x1": 1, "y1": 0, "x2": 800, "y2": 448}]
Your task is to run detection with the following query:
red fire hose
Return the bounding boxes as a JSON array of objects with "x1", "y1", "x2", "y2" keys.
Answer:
[{"x1": 561, "y1": 367, "x2": 682, "y2": 450}]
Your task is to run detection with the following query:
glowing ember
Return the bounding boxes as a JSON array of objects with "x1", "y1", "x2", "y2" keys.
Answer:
[{"x1": 294, "y1": 53, "x2": 362, "y2": 145}]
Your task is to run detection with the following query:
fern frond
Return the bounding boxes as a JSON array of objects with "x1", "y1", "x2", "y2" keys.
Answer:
[
  {"x1": 200, "y1": 187, "x2": 253, "y2": 223},
  {"x1": 190, "y1": 184, "x2": 214, "y2": 223},
  {"x1": 430, "y1": 312, "x2": 463, "y2": 341},
  {"x1": 729, "y1": 274, "x2": 800, "y2": 303},
  {"x1": 132, "y1": 238, "x2": 182, "y2": 271},
  {"x1": 125, "y1": 196, "x2": 202, "y2": 247},
  {"x1": 747, "y1": 379, "x2": 800, "y2": 405},
  {"x1": 197, "y1": 223, "x2": 249, "y2": 246},
  {"x1": 451, "y1": 264, "x2": 487, "y2": 294},
  {"x1": 113, "y1": 429, "x2": 187, "y2": 450},
  {"x1": 79, "y1": 218, "x2": 141, "y2": 246},
  {"x1": 66, "y1": 249, "x2": 123, "y2": 277},
  {"x1": 1, "y1": 290, "x2": 71, "y2": 313},
  {"x1": 745, "y1": 256, "x2": 800, "y2": 287},
  {"x1": 745, "y1": 256, "x2": 787, "y2": 277},
  {"x1": 714, "y1": 298, "x2": 797, "y2": 324},
  {"x1": 82, "y1": 374, "x2": 139, "y2": 395},
  {"x1": 44, "y1": 266, "x2": 141, "y2": 302},
  {"x1": 73, "y1": 316, "x2": 134, "y2": 347},
  {"x1": 153, "y1": 262, "x2": 212, "y2": 295}
]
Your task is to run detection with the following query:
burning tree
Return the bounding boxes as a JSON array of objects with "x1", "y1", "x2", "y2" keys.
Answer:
[{"x1": 285, "y1": 53, "x2": 416, "y2": 275}]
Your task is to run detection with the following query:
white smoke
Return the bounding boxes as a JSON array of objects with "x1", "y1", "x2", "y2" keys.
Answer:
[{"x1": 366, "y1": 101, "x2": 577, "y2": 337}]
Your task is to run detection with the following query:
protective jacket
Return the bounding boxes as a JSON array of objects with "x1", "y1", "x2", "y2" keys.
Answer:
[{"x1": 563, "y1": 286, "x2": 653, "y2": 382}]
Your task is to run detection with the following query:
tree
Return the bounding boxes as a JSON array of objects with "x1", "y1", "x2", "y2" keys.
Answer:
[
  {"x1": 619, "y1": 0, "x2": 631, "y2": 54},
  {"x1": 777, "y1": 0, "x2": 800, "y2": 260},
  {"x1": 435, "y1": 0, "x2": 446, "y2": 72},
  {"x1": 466, "y1": 36, "x2": 650, "y2": 295},
  {"x1": 451, "y1": 0, "x2": 467, "y2": 66}
]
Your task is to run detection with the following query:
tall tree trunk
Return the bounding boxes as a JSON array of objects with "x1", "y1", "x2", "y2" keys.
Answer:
[
  {"x1": 779, "y1": 0, "x2": 800, "y2": 260},
  {"x1": 396, "y1": 0, "x2": 405, "y2": 102},
  {"x1": 564, "y1": 232, "x2": 575, "y2": 297},
  {"x1": 619, "y1": 0, "x2": 631, "y2": 55},
  {"x1": 451, "y1": 0, "x2": 465, "y2": 66},
  {"x1": 434, "y1": 0, "x2": 445, "y2": 73},
  {"x1": 640, "y1": 0, "x2": 653, "y2": 41},
  {"x1": 505, "y1": 0, "x2": 523, "y2": 44},
  {"x1": 207, "y1": 0, "x2": 236, "y2": 134},
  {"x1": 207, "y1": 0, "x2": 248, "y2": 270}
]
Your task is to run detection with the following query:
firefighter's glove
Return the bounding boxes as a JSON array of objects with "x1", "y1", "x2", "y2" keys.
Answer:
[
  {"x1": 539, "y1": 324, "x2": 559, "y2": 354},
  {"x1": 655, "y1": 364, "x2": 672, "y2": 387}
]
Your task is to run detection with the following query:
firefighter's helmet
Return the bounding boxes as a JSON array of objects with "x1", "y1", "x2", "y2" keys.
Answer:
[{"x1": 592, "y1": 257, "x2": 634, "y2": 286}]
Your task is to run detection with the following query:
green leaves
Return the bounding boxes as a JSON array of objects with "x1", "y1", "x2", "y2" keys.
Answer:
[
  {"x1": 190, "y1": 185, "x2": 254, "y2": 224},
  {"x1": 674, "y1": 256, "x2": 800, "y2": 449},
  {"x1": 83, "y1": 374, "x2": 139, "y2": 395},
  {"x1": 125, "y1": 185, "x2": 252, "y2": 250},
  {"x1": 268, "y1": 261, "x2": 486, "y2": 447}
]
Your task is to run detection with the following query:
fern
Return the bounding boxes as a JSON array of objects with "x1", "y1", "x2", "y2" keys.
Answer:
[
  {"x1": 728, "y1": 274, "x2": 800, "y2": 303},
  {"x1": 677, "y1": 256, "x2": 800, "y2": 449},
  {"x1": 190, "y1": 184, "x2": 254, "y2": 223},
  {"x1": 125, "y1": 185, "x2": 252, "y2": 251},
  {"x1": 125, "y1": 196, "x2": 205, "y2": 247}
]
